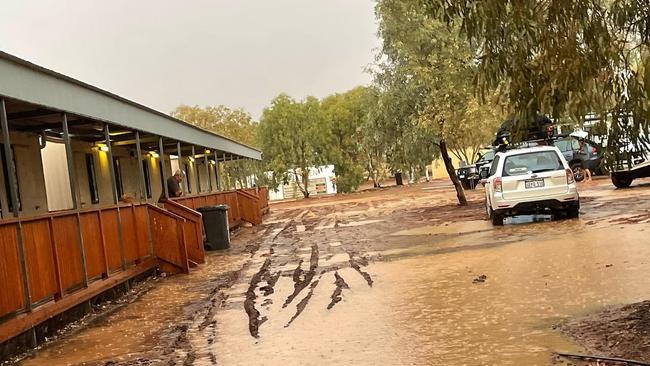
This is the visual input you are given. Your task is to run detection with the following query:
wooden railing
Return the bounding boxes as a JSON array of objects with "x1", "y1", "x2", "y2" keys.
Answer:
[
  {"x1": 162, "y1": 200, "x2": 205, "y2": 266},
  {"x1": 147, "y1": 205, "x2": 190, "y2": 275},
  {"x1": 172, "y1": 190, "x2": 242, "y2": 228},
  {"x1": 0, "y1": 202, "x2": 158, "y2": 344},
  {"x1": 236, "y1": 190, "x2": 262, "y2": 225},
  {"x1": 172, "y1": 187, "x2": 270, "y2": 227}
]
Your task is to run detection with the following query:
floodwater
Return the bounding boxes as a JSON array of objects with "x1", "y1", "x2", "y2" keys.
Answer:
[{"x1": 13, "y1": 179, "x2": 650, "y2": 366}]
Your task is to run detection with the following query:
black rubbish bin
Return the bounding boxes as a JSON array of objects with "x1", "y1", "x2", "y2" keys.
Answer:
[
  {"x1": 197, "y1": 205, "x2": 230, "y2": 250},
  {"x1": 395, "y1": 172, "x2": 403, "y2": 186}
]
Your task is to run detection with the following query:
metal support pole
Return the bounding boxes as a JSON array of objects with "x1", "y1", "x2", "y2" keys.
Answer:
[
  {"x1": 105, "y1": 124, "x2": 118, "y2": 204},
  {"x1": 105, "y1": 124, "x2": 125, "y2": 270},
  {"x1": 63, "y1": 113, "x2": 88, "y2": 287},
  {"x1": 135, "y1": 132, "x2": 147, "y2": 202},
  {"x1": 204, "y1": 150, "x2": 211, "y2": 192},
  {"x1": 1, "y1": 100, "x2": 20, "y2": 216},
  {"x1": 222, "y1": 153, "x2": 227, "y2": 190},
  {"x1": 62, "y1": 113, "x2": 79, "y2": 209},
  {"x1": 214, "y1": 151, "x2": 220, "y2": 191},
  {"x1": 192, "y1": 146, "x2": 200, "y2": 193},
  {"x1": 159, "y1": 137, "x2": 168, "y2": 199},
  {"x1": 177, "y1": 142, "x2": 184, "y2": 194},
  {"x1": 1, "y1": 98, "x2": 31, "y2": 311}
]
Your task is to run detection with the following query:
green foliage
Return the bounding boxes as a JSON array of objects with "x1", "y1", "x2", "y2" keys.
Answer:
[
  {"x1": 374, "y1": 0, "x2": 504, "y2": 204},
  {"x1": 321, "y1": 86, "x2": 375, "y2": 193},
  {"x1": 258, "y1": 94, "x2": 328, "y2": 198},
  {"x1": 171, "y1": 104, "x2": 266, "y2": 189},
  {"x1": 425, "y1": 0, "x2": 650, "y2": 159}
]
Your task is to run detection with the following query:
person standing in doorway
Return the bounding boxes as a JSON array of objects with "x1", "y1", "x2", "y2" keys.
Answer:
[{"x1": 159, "y1": 169, "x2": 183, "y2": 201}]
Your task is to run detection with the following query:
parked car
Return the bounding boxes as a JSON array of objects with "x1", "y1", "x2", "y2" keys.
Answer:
[
  {"x1": 609, "y1": 143, "x2": 650, "y2": 188},
  {"x1": 483, "y1": 145, "x2": 580, "y2": 225},
  {"x1": 456, "y1": 148, "x2": 496, "y2": 189},
  {"x1": 553, "y1": 136, "x2": 603, "y2": 181}
]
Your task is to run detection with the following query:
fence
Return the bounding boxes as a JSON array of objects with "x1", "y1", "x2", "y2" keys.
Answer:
[{"x1": 0, "y1": 202, "x2": 202, "y2": 344}]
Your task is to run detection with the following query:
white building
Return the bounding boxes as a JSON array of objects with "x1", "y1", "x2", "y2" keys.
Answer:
[{"x1": 269, "y1": 165, "x2": 337, "y2": 201}]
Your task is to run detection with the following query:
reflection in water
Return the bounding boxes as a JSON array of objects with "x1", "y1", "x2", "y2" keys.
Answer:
[{"x1": 210, "y1": 224, "x2": 650, "y2": 366}]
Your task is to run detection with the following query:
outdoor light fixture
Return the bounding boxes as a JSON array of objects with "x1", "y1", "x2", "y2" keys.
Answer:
[
  {"x1": 149, "y1": 151, "x2": 159, "y2": 158},
  {"x1": 95, "y1": 143, "x2": 109, "y2": 152},
  {"x1": 204, "y1": 149, "x2": 211, "y2": 154},
  {"x1": 188, "y1": 156, "x2": 195, "y2": 162},
  {"x1": 209, "y1": 159, "x2": 216, "y2": 165}
]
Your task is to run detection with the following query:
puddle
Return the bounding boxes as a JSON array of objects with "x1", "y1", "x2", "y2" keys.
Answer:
[
  {"x1": 392, "y1": 220, "x2": 492, "y2": 236},
  {"x1": 209, "y1": 223, "x2": 650, "y2": 365},
  {"x1": 338, "y1": 219, "x2": 383, "y2": 227}
]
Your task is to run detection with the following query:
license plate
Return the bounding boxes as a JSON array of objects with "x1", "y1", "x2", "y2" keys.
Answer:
[
  {"x1": 525, "y1": 178, "x2": 545, "y2": 189},
  {"x1": 459, "y1": 175, "x2": 465, "y2": 178}
]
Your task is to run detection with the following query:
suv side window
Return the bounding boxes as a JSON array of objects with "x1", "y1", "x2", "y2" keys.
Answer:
[
  {"x1": 555, "y1": 140, "x2": 570, "y2": 152},
  {"x1": 571, "y1": 139, "x2": 581, "y2": 150},
  {"x1": 489, "y1": 155, "x2": 500, "y2": 177}
]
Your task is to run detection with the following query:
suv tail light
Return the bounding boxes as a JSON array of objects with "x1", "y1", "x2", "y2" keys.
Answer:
[
  {"x1": 566, "y1": 168, "x2": 575, "y2": 184},
  {"x1": 494, "y1": 177, "x2": 503, "y2": 193},
  {"x1": 591, "y1": 146, "x2": 597, "y2": 154}
]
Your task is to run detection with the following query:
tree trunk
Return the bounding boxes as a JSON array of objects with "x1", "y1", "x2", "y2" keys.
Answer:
[
  {"x1": 301, "y1": 170, "x2": 310, "y2": 198},
  {"x1": 293, "y1": 169, "x2": 310, "y2": 199},
  {"x1": 440, "y1": 140, "x2": 468, "y2": 206}
]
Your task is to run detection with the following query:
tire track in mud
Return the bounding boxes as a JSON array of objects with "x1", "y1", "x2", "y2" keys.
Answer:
[
  {"x1": 285, "y1": 275, "x2": 322, "y2": 327},
  {"x1": 348, "y1": 254, "x2": 374, "y2": 287},
  {"x1": 327, "y1": 271, "x2": 350, "y2": 310},
  {"x1": 283, "y1": 244, "x2": 319, "y2": 308},
  {"x1": 244, "y1": 257, "x2": 271, "y2": 338},
  {"x1": 243, "y1": 218, "x2": 295, "y2": 338}
]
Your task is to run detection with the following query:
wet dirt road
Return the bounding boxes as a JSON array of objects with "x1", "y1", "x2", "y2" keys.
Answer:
[{"x1": 13, "y1": 178, "x2": 650, "y2": 365}]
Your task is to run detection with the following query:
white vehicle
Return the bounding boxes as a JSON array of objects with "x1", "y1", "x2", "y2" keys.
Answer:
[{"x1": 484, "y1": 146, "x2": 580, "y2": 225}]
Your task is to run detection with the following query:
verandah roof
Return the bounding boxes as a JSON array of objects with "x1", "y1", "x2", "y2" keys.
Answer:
[{"x1": 0, "y1": 51, "x2": 261, "y2": 160}]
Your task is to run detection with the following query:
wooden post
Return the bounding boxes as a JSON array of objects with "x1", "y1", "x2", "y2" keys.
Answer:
[
  {"x1": 63, "y1": 113, "x2": 88, "y2": 288},
  {"x1": 1, "y1": 98, "x2": 31, "y2": 311},
  {"x1": 160, "y1": 137, "x2": 168, "y2": 199},
  {"x1": 135, "y1": 131, "x2": 147, "y2": 203}
]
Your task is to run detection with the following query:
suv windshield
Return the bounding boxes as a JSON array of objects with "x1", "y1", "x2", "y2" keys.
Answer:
[
  {"x1": 476, "y1": 150, "x2": 495, "y2": 163},
  {"x1": 502, "y1": 151, "x2": 564, "y2": 176}
]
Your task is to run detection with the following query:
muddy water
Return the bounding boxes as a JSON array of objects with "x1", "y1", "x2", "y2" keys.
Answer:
[
  {"x1": 207, "y1": 223, "x2": 650, "y2": 366},
  {"x1": 18, "y1": 249, "x2": 252, "y2": 366},
  {"x1": 14, "y1": 181, "x2": 650, "y2": 366}
]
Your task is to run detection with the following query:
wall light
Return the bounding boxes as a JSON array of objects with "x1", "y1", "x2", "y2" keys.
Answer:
[
  {"x1": 95, "y1": 143, "x2": 109, "y2": 152},
  {"x1": 204, "y1": 149, "x2": 211, "y2": 154},
  {"x1": 209, "y1": 159, "x2": 216, "y2": 165},
  {"x1": 188, "y1": 156, "x2": 195, "y2": 163},
  {"x1": 149, "y1": 151, "x2": 159, "y2": 158}
]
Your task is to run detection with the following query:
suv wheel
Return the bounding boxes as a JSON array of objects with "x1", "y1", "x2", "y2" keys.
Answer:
[
  {"x1": 572, "y1": 164, "x2": 585, "y2": 182},
  {"x1": 566, "y1": 206, "x2": 580, "y2": 219},
  {"x1": 611, "y1": 174, "x2": 633, "y2": 188},
  {"x1": 486, "y1": 200, "x2": 504, "y2": 226}
]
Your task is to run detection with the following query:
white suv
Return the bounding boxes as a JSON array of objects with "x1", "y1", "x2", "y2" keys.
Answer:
[{"x1": 484, "y1": 146, "x2": 580, "y2": 225}]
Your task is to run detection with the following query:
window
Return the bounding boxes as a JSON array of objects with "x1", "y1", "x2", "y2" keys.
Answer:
[
  {"x1": 488, "y1": 155, "x2": 500, "y2": 177},
  {"x1": 502, "y1": 151, "x2": 564, "y2": 176},
  {"x1": 184, "y1": 163, "x2": 192, "y2": 193},
  {"x1": 0, "y1": 146, "x2": 21, "y2": 213},
  {"x1": 85, "y1": 154, "x2": 99, "y2": 204},
  {"x1": 142, "y1": 160, "x2": 152, "y2": 198},
  {"x1": 554, "y1": 139, "x2": 571, "y2": 152},
  {"x1": 113, "y1": 158, "x2": 124, "y2": 199}
]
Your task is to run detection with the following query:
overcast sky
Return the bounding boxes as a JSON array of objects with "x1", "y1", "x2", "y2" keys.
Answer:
[{"x1": 0, "y1": 0, "x2": 379, "y2": 119}]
